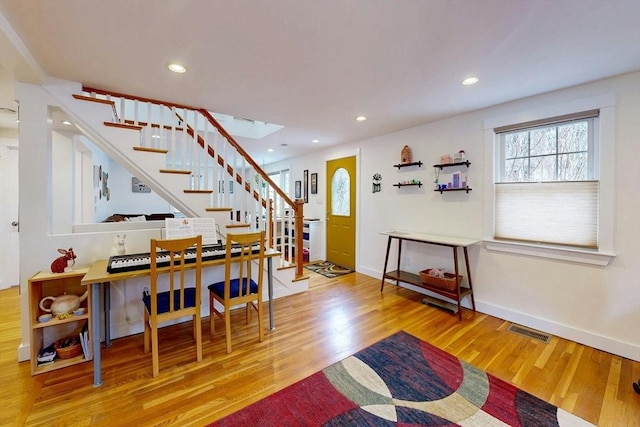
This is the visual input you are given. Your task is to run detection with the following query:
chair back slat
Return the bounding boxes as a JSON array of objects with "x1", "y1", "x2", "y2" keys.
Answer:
[
  {"x1": 150, "y1": 235, "x2": 202, "y2": 316},
  {"x1": 225, "y1": 231, "x2": 265, "y2": 299}
]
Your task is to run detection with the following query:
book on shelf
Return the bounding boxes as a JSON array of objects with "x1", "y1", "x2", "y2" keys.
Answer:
[{"x1": 79, "y1": 321, "x2": 89, "y2": 359}]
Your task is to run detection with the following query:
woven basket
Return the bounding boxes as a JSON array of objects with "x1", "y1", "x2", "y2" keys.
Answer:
[
  {"x1": 419, "y1": 269, "x2": 462, "y2": 292},
  {"x1": 54, "y1": 337, "x2": 82, "y2": 359}
]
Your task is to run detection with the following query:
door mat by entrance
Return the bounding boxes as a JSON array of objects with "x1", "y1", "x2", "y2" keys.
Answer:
[{"x1": 305, "y1": 261, "x2": 353, "y2": 278}]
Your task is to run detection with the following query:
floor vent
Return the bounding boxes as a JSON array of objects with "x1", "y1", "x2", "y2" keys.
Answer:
[{"x1": 507, "y1": 324, "x2": 551, "y2": 343}]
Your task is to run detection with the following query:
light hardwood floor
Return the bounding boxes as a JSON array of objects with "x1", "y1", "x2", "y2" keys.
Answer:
[{"x1": 1, "y1": 271, "x2": 639, "y2": 426}]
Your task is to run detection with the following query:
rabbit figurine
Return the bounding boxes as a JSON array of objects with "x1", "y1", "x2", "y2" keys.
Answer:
[
  {"x1": 50, "y1": 248, "x2": 76, "y2": 273},
  {"x1": 114, "y1": 234, "x2": 126, "y2": 255}
]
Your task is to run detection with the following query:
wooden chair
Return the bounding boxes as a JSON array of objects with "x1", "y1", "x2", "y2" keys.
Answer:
[
  {"x1": 208, "y1": 231, "x2": 265, "y2": 353},
  {"x1": 143, "y1": 235, "x2": 203, "y2": 377}
]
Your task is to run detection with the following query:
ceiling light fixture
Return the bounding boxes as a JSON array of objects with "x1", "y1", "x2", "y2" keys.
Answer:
[
  {"x1": 356, "y1": 116, "x2": 367, "y2": 122},
  {"x1": 267, "y1": 148, "x2": 274, "y2": 152},
  {"x1": 168, "y1": 63, "x2": 187, "y2": 73},
  {"x1": 62, "y1": 120, "x2": 72, "y2": 125},
  {"x1": 462, "y1": 77, "x2": 479, "y2": 85},
  {"x1": 312, "y1": 139, "x2": 319, "y2": 143}
]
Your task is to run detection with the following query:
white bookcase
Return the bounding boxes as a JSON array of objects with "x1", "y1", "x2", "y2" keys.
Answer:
[{"x1": 303, "y1": 220, "x2": 324, "y2": 262}]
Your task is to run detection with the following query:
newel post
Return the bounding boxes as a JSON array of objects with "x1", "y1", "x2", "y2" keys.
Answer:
[{"x1": 294, "y1": 198, "x2": 305, "y2": 278}]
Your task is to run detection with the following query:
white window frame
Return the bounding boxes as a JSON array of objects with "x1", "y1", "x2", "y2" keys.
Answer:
[{"x1": 483, "y1": 94, "x2": 616, "y2": 266}]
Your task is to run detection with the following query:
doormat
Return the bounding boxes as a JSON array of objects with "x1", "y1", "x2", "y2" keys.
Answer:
[
  {"x1": 211, "y1": 331, "x2": 593, "y2": 426},
  {"x1": 305, "y1": 261, "x2": 353, "y2": 278}
]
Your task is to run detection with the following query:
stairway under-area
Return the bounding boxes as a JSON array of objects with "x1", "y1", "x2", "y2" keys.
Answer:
[{"x1": 44, "y1": 78, "x2": 309, "y2": 299}]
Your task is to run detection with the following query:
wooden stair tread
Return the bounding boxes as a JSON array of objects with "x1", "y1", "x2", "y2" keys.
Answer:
[
  {"x1": 73, "y1": 94, "x2": 114, "y2": 106},
  {"x1": 183, "y1": 189, "x2": 213, "y2": 194},
  {"x1": 133, "y1": 146, "x2": 168, "y2": 154},
  {"x1": 105, "y1": 121, "x2": 143, "y2": 131},
  {"x1": 226, "y1": 223, "x2": 250, "y2": 228},
  {"x1": 205, "y1": 207, "x2": 233, "y2": 212},
  {"x1": 159, "y1": 169, "x2": 191, "y2": 175}
]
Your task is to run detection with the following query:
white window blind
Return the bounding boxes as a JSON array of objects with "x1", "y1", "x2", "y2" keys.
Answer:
[{"x1": 495, "y1": 181, "x2": 599, "y2": 249}]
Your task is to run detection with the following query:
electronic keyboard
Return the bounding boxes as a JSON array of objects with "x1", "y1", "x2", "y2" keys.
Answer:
[{"x1": 106, "y1": 243, "x2": 259, "y2": 273}]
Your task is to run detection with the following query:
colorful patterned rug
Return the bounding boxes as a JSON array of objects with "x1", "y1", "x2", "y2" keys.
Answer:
[
  {"x1": 305, "y1": 261, "x2": 353, "y2": 278},
  {"x1": 212, "y1": 331, "x2": 593, "y2": 426}
]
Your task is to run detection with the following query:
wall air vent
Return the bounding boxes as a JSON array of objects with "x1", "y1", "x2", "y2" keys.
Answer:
[{"x1": 507, "y1": 324, "x2": 551, "y2": 343}]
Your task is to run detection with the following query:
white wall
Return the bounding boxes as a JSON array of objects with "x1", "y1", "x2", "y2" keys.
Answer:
[
  {"x1": 16, "y1": 72, "x2": 640, "y2": 362},
  {"x1": 268, "y1": 72, "x2": 640, "y2": 361}
]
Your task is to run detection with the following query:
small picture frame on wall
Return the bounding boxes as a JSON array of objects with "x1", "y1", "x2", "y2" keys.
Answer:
[
  {"x1": 311, "y1": 173, "x2": 318, "y2": 194},
  {"x1": 303, "y1": 169, "x2": 309, "y2": 203},
  {"x1": 295, "y1": 180, "x2": 302, "y2": 199}
]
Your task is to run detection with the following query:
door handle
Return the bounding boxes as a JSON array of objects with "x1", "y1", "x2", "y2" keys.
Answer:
[{"x1": 11, "y1": 221, "x2": 19, "y2": 227}]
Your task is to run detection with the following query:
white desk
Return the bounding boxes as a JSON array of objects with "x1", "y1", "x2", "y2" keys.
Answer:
[
  {"x1": 81, "y1": 248, "x2": 279, "y2": 387},
  {"x1": 380, "y1": 231, "x2": 479, "y2": 320}
]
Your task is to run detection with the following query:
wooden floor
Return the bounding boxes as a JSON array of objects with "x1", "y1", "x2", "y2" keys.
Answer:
[{"x1": 1, "y1": 271, "x2": 639, "y2": 426}]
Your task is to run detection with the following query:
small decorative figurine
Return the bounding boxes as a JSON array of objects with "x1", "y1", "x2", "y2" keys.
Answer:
[
  {"x1": 116, "y1": 234, "x2": 126, "y2": 255},
  {"x1": 401, "y1": 145, "x2": 412, "y2": 164},
  {"x1": 50, "y1": 248, "x2": 76, "y2": 273},
  {"x1": 455, "y1": 150, "x2": 466, "y2": 162},
  {"x1": 372, "y1": 173, "x2": 382, "y2": 193}
]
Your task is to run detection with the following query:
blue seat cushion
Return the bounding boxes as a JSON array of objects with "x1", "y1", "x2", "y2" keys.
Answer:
[
  {"x1": 142, "y1": 288, "x2": 197, "y2": 314},
  {"x1": 208, "y1": 278, "x2": 258, "y2": 298}
]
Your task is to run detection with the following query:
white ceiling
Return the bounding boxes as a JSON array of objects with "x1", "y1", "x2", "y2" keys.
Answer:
[{"x1": 1, "y1": 0, "x2": 639, "y2": 164}]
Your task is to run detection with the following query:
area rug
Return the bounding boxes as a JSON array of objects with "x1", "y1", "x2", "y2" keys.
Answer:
[
  {"x1": 305, "y1": 261, "x2": 353, "y2": 278},
  {"x1": 212, "y1": 331, "x2": 593, "y2": 426}
]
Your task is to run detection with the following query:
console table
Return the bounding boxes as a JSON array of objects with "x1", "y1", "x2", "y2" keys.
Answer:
[{"x1": 380, "y1": 231, "x2": 479, "y2": 320}]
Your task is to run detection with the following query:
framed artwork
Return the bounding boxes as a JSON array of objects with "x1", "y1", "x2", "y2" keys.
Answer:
[
  {"x1": 295, "y1": 180, "x2": 302, "y2": 199},
  {"x1": 311, "y1": 173, "x2": 318, "y2": 194},
  {"x1": 303, "y1": 169, "x2": 309, "y2": 203}
]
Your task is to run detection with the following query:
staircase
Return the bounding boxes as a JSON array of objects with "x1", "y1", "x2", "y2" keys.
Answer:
[{"x1": 43, "y1": 79, "x2": 308, "y2": 298}]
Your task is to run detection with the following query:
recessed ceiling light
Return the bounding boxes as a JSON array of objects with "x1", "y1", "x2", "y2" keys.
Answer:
[
  {"x1": 267, "y1": 148, "x2": 274, "y2": 152},
  {"x1": 312, "y1": 139, "x2": 319, "y2": 143},
  {"x1": 462, "y1": 77, "x2": 479, "y2": 86},
  {"x1": 168, "y1": 63, "x2": 186, "y2": 73},
  {"x1": 281, "y1": 143, "x2": 288, "y2": 147},
  {"x1": 356, "y1": 116, "x2": 367, "y2": 122},
  {"x1": 62, "y1": 120, "x2": 72, "y2": 125}
]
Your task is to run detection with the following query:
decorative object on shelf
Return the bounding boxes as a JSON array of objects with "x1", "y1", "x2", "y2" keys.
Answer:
[
  {"x1": 401, "y1": 145, "x2": 412, "y2": 164},
  {"x1": 393, "y1": 179, "x2": 422, "y2": 188},
  {"x1": 115, "y1": 234, "x2": 126, "y2": 255},
  {"x1": 419, "y1": 268, "x2": 463, "y2": 292},
  {"x1": 54, "y1": 336, "x2": 82, "y2": 359},
  {"x1": 39, "y1": 290, "x2": 88, "y2": 317},
  {"x1": 372, "y1": 173, "x2": 382, "y2": 193},
  {"x1": 50, "y1": 248, "x2": 77, "y2": 273},
  {"x1": 310, "y1": 173, "x2": 318, "y2": 194},
  {"x1": 454, "y1": 150, "x2": 466, "y2": 162},
  {"x1": 440, "y1": 154, "x2": 452, "y2": 164},
  {"x1": 72, "y1": 307, "x2": 85, "y2": 316},
  {"x1": 38, "y1": 314, "x2": 53, "y2": 323}
]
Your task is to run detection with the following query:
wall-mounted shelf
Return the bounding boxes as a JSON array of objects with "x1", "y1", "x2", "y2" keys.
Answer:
[
  {"x1": 393, "y1": 161, "x2": 423, "y2": 169},
  {"x1": 394, "y1": 182, "x2": 422, "y2": 188},
  {"x1": 433, "y1": 161, "x2": 470, "y2": 169},
  {"x1": 434, "y1": 187, "x2": 472, "y2": 194}
]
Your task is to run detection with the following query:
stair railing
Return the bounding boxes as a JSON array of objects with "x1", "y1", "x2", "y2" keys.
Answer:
[{"x1": 82, "y1": 87, "x2": 305, "y2": 278}]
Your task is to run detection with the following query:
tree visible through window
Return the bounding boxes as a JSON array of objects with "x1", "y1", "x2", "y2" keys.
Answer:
[
  {"x1": 502, "y1": 119, "x2": 592, "y2": 183},
  {"x1": 495, "y1": 111, "x2": 599, "y2": 249}
]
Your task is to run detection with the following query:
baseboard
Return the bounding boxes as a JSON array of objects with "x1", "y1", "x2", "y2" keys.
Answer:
[
  {"x1": 361, "y1": 266, "x2": 639, "y2": 362},
  {"x1": 18, "y1": 342, "x2": 30, "y2": 362},
  {"x1": 475, "y1": 300, "x2": 640, "y2": 362}
]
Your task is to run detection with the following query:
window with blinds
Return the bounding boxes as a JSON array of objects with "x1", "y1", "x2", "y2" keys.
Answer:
[{"x1": 494, "y1": 110, "x2": 599, "y2": 249}]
